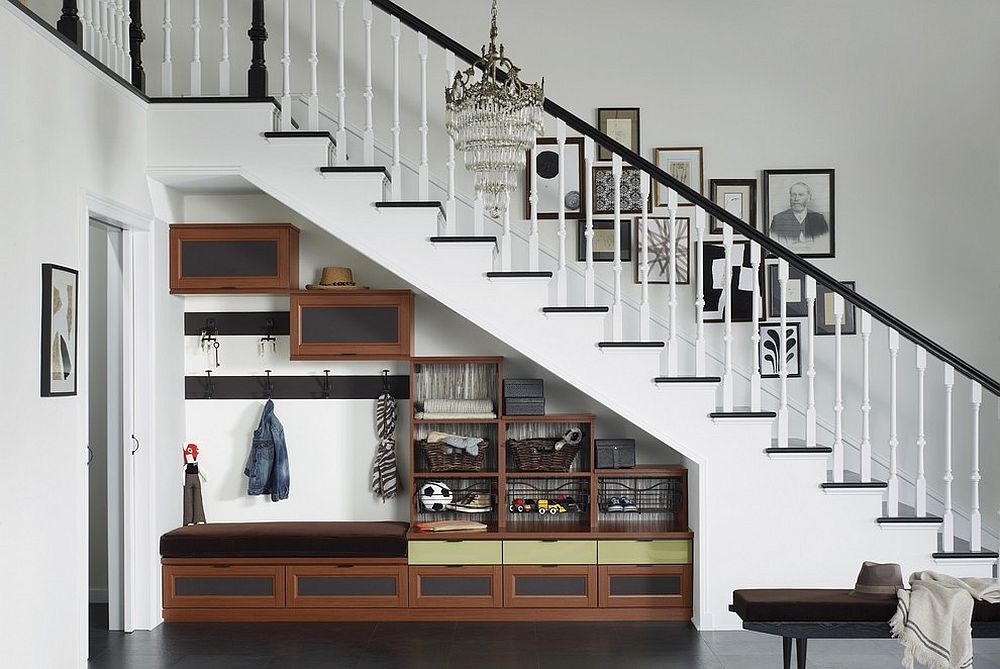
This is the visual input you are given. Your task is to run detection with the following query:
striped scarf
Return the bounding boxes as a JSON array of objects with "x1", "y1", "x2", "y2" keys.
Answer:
[{"x1": 371, "y1": 391, "x2": 399, "y2": 500}]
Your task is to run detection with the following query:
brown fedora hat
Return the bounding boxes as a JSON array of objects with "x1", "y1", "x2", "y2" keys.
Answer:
[
  {"x1": 306, "y1": 266, "x2": 368, "y2": 290},
  {"x1": 849, "y1": 561, "x2": 904, "y2": 597}
]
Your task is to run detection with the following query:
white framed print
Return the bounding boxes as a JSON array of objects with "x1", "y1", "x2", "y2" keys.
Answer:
[
  {"x1": 525, "y1": 137, "x2": 586, "y2": 220},
  {"x1": 759, "y1": 322, "x2": 802, "y2": 379},
  {"x1": 654, "y1": 147, "x2": 704, "y2": 207}
]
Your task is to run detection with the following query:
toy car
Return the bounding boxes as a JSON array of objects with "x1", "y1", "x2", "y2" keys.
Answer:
[
  {"x1": 537, "y1": 499, "x2": 567, "y2": 514},
  {"x1": 509, "y1": 498, "x2": 537, "y2": 513}
]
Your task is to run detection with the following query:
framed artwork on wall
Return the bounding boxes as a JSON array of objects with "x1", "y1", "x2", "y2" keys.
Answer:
[
  {"x1": 765, "y1": 259, "x2": 809, "y2": 319},
  {"x1": 759, "y1": 322, "x2": 802, "y2": 379},
  {"x1": 577, "y1": 220, "x2": 631, "y2": 262},
  {"x1": 654, "y1": 147, "x2": 704, "y2": 207},
  {"x1": 709, "y1": 178, "x2": 757, "y2": 235},
  {"x1": 525, "y1": 137, "x2": 586, "y2": 220},
  {"x1": 41, "y1": 263, "x2": 79, "y2": 396},
  {"x1": 635, "y1": 216, "x2": 690, "y2": 284},
  {"x1": 762, "y1": 169, "x2": 835, "y2": 258},
  {"x1": 592, "y1": 165, "x2": 648, "y2": 215},
  {"x1": 814, "y1": 280, "x2": 857, "y2": 336},
  {"x1": 597, "y1": 107, "x2": 640, "y2": 161},
  {"x1": 700, "y1": 241, "x2": 764, "y2": 323}
]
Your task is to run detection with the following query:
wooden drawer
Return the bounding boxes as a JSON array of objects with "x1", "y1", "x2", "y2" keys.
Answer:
[
  {"x1": 502, "y1": 540, "x2": 596, "y2": 565},
  {"x1": 408, "y1": 540, "x2": 502, "y2": 565},
  {"x1": 598, "y1": 565, "x2": 692, "y2": 608},
  {"x1": 409, "y1": 566, "x2": 502, "y2": 608},
  {"x1": 286, "y1": 565, "x2": 407, "y2": 608},
  {"x1": 290, "y1": 290, "x2": 414, "y2": 360},
  {"x1": 597, "y1": 540, "x2": 691, "y2": 564},
  {"x1": 503, "y1": 565, "x2": 597, "y2": 608},
  {"x1": 163, "y1": 564, "x2": 285, "y2": 609}
]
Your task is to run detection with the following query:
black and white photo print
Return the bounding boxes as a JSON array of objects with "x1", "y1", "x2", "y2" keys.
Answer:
[
  {"x1": 525, "y1": 137, "x2": 586, "y2": 220},
  {"x1": 701, "y1": 241, "x2": 764, "y2": 323},
  {"x1": 759, "y1": 322, "x2": 802, "y2": 378},
  {"x1": 763, "y1": 169, "x2": 835, "y2": 258}
]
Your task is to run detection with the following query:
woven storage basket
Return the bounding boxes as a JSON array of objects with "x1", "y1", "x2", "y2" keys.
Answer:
[
  {"x1": 418, "y1": 439, "x2": 489, "y2": 472},
  {"x1": 507, "y1": 438, "x2": 580, "y2": 472}
]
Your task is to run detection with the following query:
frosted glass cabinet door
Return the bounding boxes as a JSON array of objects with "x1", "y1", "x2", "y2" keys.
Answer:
[
  {"x1": 598, "y1": 564, "x2": 692, "y2": 609},
  {"x1": 409, "y1": 566, "x2": 502, "y2": 608},
  {"x1": 169, "y1": 224, "x2": 300, "y2": 294},
  {"x1": 503, "y1": 565, "x2": 597, "y2": 608},
  {"x1": 162, "y1": 565, "x2": 285, "y2": 608},
  {"x1": 286, "y1": 565, "x2": 408, "y2": 608},
  {"x1": 290, "y1": 290, "x2": 414, "y2": 359}
]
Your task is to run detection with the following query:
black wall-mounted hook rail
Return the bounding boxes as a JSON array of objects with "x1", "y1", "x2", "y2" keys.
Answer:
[
  {"x1": 184, "y1": 311, "x2": 291, "y2": 337},
  {"x1": 184, "y1": 374, "x2": 411, "y2": 400},
  {"x1": 205, "y1": 370, "x2": 215, "y2": 399},
  {"x1": 264, "y1": 369, "x2": 274, "y2": 399},
  {"x1": 322, "y1": 370, "x2": 332, "y2": 399},
  {"x1": 382, "y1": 369, "x2": 391, "y2": 393}
]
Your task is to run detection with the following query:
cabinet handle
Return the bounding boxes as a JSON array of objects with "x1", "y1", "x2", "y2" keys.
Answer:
[
  {"x1": 541, "y1": 539, "x2": 558, "y2": 543},
  {"x1": 635, "y1": 539, "x2": 654, "y2": 543},
  {"x1": 212, "y1": 565, "x2": 231, "y2": 569},
  {"x1": 445, "y1": 540, "x2": 463, "y2": 543},
  {"x1": 541, "y1": 564, "x2": 560, "y2": 568},
  {"x1": 336, "y1": 564, "x2": 355, "y2": 569}
]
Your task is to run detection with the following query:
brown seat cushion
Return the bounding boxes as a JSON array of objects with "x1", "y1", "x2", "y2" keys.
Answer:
[
  {"x1": 732, "y1": 589, "x2": 1000, "y2": 623},
  {"x1": 160, "y1": 521, "x2": 410, "y2": 559}
]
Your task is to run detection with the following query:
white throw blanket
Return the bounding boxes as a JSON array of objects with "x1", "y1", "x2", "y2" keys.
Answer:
[{"x1": 890, "y1": 571, "x2": 1000, "y2": 669}]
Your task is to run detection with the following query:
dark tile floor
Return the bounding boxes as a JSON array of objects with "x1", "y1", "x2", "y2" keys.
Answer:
[{"x1": 88, "y1": 605, "x2": 1000, "y2": 669}]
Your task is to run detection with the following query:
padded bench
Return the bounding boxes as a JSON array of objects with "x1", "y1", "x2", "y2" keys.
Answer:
[{"x1": 731, "y1": 589, "x2": 1000, "y2": 669}]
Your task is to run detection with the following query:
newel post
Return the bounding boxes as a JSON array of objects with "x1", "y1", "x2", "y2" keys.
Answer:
[
  {"x1": 129, "y1": 0, "x2": 146, "y2": 91},
  {"x1": 248, "y1": 0, "x2": 268, "y2": 98},
  {"x1": 57, "y1": 0, "x2": 83, "y2": 46}
]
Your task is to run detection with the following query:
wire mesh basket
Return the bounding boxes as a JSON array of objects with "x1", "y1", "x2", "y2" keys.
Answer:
[{"x1": 597, "y1": 479, "x2": 683, "y2": 514}]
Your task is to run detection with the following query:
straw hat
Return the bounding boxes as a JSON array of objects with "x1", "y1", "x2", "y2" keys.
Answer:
[
  {"x1": 306, "y1": 267, "x2": 368, "y2": 290},
  {"x1": 849, "y1": 561, "x2": 904, "y2": 597}
]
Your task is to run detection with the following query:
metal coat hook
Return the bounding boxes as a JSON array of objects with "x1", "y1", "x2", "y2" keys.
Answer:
[
  {"x1": 205, "y1": 370, "x2": 215, "y2": 399},
  {"x1": 201, "y1": 318, "x2": 220, "y2": 368},
  {"x1": 259, "y1": 318, "x2": 278, "y2": 357},
  {"x1": 321, "y1": 370, "x2": 332, "y2": 399},
  {"x1": 264, "y1": 369, "x2": 274, "y2": 399},
  {"x1": 382, "y1": 369, "x2": 391, "y2": 393}
]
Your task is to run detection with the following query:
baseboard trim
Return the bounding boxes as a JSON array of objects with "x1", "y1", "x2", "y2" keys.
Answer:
[{"x1": 163, "y1": 606, "x2": 693, "y2": 622}]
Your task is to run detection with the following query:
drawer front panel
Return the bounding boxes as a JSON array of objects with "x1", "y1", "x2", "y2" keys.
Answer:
[
  {"x1": 598, "y1": 565, "x2": 692, "y2": 609},
  {"x1": 286, "y1": 565, "x2": 407, "y2": 608},
  {"x1": 408, "y1": 540, "x2": 502, "y2": 565},
  {"x1": 503, "y1": 565, "x2": 597, "y2": 608},
  {"x1": 409, "y1": 566, "x2": 502, "y2": 608},
  {"x1": 290, "y1": 291, "x2": 414, "y2": 359},
  {"x1": 597, "y1": 540, "x2": 691, "y2": 565},
  {"x1": 163, "y1": 565, "x2": 284, "y2": 609},
  {"x1": 502, "y1": 540, "x2": 597, "y2": 565},
  {"x1": 169, "y1": 224, "x2": 298, "y2": 294}
]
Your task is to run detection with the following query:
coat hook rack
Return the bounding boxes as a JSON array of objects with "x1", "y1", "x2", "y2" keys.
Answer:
[
  {"x1": 381, "y1": 369, "x2": 391, "y2": 393},
  {"x1": 264, "y1": 369, "x2": 274, "y2": 399},
  {"x1": 201, "y1": 318, "x2": 220, "y2": 368},
  {"x1": 321, "y1": 370, "x2": 332, "y2": 399},
  {"x1": 259, "y1": 318, "x2": 278, "y2": 357},
  {"x1": 205, "y1": 370, "x2": 215, "y2": 399}
]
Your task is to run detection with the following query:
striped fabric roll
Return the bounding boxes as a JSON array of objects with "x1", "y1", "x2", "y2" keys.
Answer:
[
  {"x1": 423, "y1": 398, "x2": 494, "y2": 414},
  {"x1": 371, "y1": 391, "x2": 399, "y2": 500}
]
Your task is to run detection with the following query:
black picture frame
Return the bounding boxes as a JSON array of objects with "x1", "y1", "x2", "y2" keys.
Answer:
[
  {"x1": 709, "y1": 178, "x2": 757, "y2": 236},
  {"x1": 762, "y1": 169, "x2": 835, "y2": 258},
  {"x1": 525, "y1": 137, "x2": 587, "y2": 220},
  {"x1": 700, "y1": 241, "x2": 765, "y2": 323},
  {"x1": 759, "y1": 322, "x2": 802, "y2": 379},
  {"x1": 765, "y1": 260, "x2": 809, "y2": 319},
  {"x1": 592, "y1": 166, "x2": 648, "y2": 215},
  {"x1": 41, "y1": 263, "x2": 79, "y2": 397},
  {"x1": 577, "y1": 220, "x2": 631, "y2": 262},
  {"x1": 597, "y1": 107, "x2": 640, "y2": 162},
  {"x1": 814, "y1": 280, "x2": 857, "y2": 336},
  {"x1": 635, "y1": 216, "x2": 691, "y2": 285}
]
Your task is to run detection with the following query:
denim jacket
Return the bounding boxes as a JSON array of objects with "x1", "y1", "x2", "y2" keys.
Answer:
[{"x1": 244, "y1": 399, "x2": 290, "y2": 501}]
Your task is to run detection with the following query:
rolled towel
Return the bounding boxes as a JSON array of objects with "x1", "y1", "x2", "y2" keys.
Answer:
[
  {"x1": 423, "y1": 398, "x2": 494, "y2": 414},
  {"x1": 442, "y1": 436, "x2": 481, "y2": 457},
  {"x1": 416, "y1": 412, "x2": 497, "y2": 420}
]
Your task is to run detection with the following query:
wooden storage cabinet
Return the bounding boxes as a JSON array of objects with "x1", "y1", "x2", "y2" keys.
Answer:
[
  {"x1": 409, "y1": 566, "x2": 502, "y2": 608},
  {"x1": 169, "y1": 223, "x2": 299, "y2": 294},
  {"x1": 503, "y1": 565, "x2": 597, "y2": 608},
  {"x1": 408, "y1": 540, "x2": 502, "y2": 566},
  {"x1": 290, "y1": 290, "x2": 414, "y2": 359},
  {"x1": 598, "y1": 564, "x2": 692, "y2": 609},
  {"x1": 162, "y1": 564, "x2": 285, "y2": 609},
  {"x1": 286, "y1": 565, "x2": 407, "y2": 608}
]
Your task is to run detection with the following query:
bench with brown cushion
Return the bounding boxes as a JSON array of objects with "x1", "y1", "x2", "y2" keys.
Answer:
[{"x1": 731, "y1": 589, "x2": 1000, "y2": 669}]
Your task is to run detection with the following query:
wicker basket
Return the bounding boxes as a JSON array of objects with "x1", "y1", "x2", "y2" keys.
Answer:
[
  {"x1": 418, "y1": 439, "x2": 489, "y2": 472},
  {"x1": 507, "y1": 438, "x2": 581, "y2": 472}
]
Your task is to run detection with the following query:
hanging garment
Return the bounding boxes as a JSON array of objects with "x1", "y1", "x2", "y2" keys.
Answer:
[
  {"x1": 371, "y1": 388, "x2": 399, "y2": 500},
  {"x1": 245, "y1": 399, "x2": 290, "y2": 501}
]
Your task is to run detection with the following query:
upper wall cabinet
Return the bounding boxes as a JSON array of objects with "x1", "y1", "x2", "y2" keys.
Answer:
[
  {"x1": 169, "y1": 223, "x2": 300, "y2": 294},
  {"x1": 290, "y1": 290, "x2": 414, "y2": 360}
]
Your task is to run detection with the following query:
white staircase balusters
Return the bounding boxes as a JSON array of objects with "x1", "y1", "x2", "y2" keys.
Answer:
[
  {"x1": 859, "y1": 311, "x2": 872, "y2": 482},
  {"x1": 335, "y1": 0, "x2": 347, "y2": 164},
  {"x1": 473, "y1": 193, "x2": 485, "y2": 236},
  {"x1": 805, "y1": 276, "x2": 817, "y2": 447},
  {"x1": 832, "y1": 293, "x2": 844, "y2": 481},
  {"x1": 278, "y1": 0, "x2": 290, "y2": 127},
  {"x1": 749, "y1": 242, "x2": 762, "y2": 411},
  {"x1": 362, "y1": 2, "x2": 375, "y2": 163},
  {"x1": 121, "y1": 1, "x2": 131, "y2": 78},
  {"x1": 915, "y1": 347, "x2": 928, "y2": 516},
  {"x1": 528, "y1": 143, "x2": 539, "y2": 271},
  {"x1": 942, "y1": 364, "x2": 955, "y2": 551},
  {"x1": 80, "y1": 0, "x2": 91, "y2": 54},
  {"x1": 307, "y1": 0, "x2": 319, "y2": 130},
  {"x1": 583, "y1": 138, "x2": 596, "y2": 305},
  {"x1": 665, "y1": 191, "x2": 680, "y2": 375},
  {"x1": 694, "y1": 208, "x2": 706, "y2": 376},
  {"x1": 971, "y1": 381, "x2": 983, "y2": 551},
  {"x1": 444, "y1": 50, "x2": 457, "y2": 232},
  {"x1": 776, "y1": 259, "x2": 789, "y2": 446},
  {"x1": 500, "y1": 193, "x2": 512, "y2": 271},
  {"x1": 611, "y1": 154, "x2": 623, "y2": 341},
  {"x1": 106, "y1": 0, "x2": 117, "y2": 69},
  {"x1": 556, "y1": 121, "x2": 568, "y2": 305},
  {"x1": 887, "y1": 329, "x2": 900, "y2": 516},
  {"x1": 161, "y1": 0, "x2": 172, "y2": 95},
  {"x1": 112, "y1": 0, "x2": 121, "y2": 70},
  {"x1": 190, "y1": 0, "x2": 202, "y2": 96},
  {"x1": 417, "y1": 33, "x2": 429, "y2": 198},
  {"x1": 722, "y1": 227, "x2": 735, "y2": 412},
  {"x1": 638, "y1": 175, "x2": 650, "y2": 341},
  {"x1": 389, "y1": 17, "x2": 401, "y2": 199},
  {"x1": 99, "y1": 0, "x2": 110, "y2": 66},
  {"x1": 218, "y1": 0, "x2": 230, "y2": 95}
]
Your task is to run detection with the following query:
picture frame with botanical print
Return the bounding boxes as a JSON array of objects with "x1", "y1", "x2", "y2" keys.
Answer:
[
  {"x1": 597, "y1": 107, "x2": 640, "y2": 162},
  {"x1": 577, "y1": 220, "x2": 631, "y2": 262},
  {"x1": 41, "y1": 263, "x2": 79, "y2": 396},
  {"x1": 634, "y1": 216, "x2": 690, "y2": 284},
  {"x1": 525, "y1": 137, "x2": 586, "y2": 220},
  {"x1": 765, "y1": 259, "x2": 809, "y2": 319},
  {"x1": 709, "y1": 178, "x2": 757, "y2": 235},
  {"x1": 762, "y1": 168, "x2": 835, "y2": 258},
  {"x1": 654, "y1": 147, "x2": 704, "y2": 206},
  {"x1": 814, "y1": 280, "x2": 857, "y2": 336},
  {"x1": 700, "y1": 241, "x2": 765, "y2": 323},
  {"x1": 592, "y1": 165, "x2": 648, "y2": 215},
  {"x1": 759, "y1": 322, "x2": 802, "y2": 379}
]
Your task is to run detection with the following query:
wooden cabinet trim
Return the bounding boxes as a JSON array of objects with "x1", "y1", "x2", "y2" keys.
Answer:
[
  {"x1": 502, "y1": 565, "x2": 597, "y2": 608},
  {"x1": 289, "y1": 290, "x2": 414, "y2": 359},
  {"x1": 408, "y1": 565, "x2": 502, "y2": 608},
  {"x1": 162, "y1": 564, "x2": 285, "y2": 609},
  {"x1": 597, "y1": 564, "x2": 692, "y2": 609},
  {"x1": 286, "y1": 564, "x2": 407, "y2": 609}
]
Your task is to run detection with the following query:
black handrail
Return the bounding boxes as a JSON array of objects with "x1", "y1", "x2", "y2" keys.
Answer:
[{"x1": 371, "y1": 0, "x2": 999, "y2": 397}]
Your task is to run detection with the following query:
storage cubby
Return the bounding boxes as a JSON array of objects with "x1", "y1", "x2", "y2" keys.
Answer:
[
  {"x1": 503, "y1": 418, "x2": 593, "y2": 473},
  {"x1": 412, "y1": 358, "x2": 501, "y2": 419},
  {"x1": 596, "y1": 466, "x2": 689, "y2": 534},
  {"x1": 413, "y1": 477, "x2": 499, "y2": 529},
  {"x1": 506, "y1": 478, "x2": 591, "y2": 533},
  {"x1": 412, "y1": 422, "x2": 499, "y2": 474}
]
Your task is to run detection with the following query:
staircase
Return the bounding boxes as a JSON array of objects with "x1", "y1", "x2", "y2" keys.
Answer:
[{"x1": 26, "y1": 0, "x2": 1000, "y2": 630}]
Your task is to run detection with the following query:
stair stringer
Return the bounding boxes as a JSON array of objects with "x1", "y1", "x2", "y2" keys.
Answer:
[{"x1": 146, "y1": 104, "x2": 977, "y2": 630}]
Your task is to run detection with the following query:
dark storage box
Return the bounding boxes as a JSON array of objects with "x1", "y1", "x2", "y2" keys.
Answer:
[
  {"x1": 595, "y1": 439, "x2": 636, "y2": 469},
  {"x1": 504, "y1": 397, "x2": 545, "y2": 416},
  {"x1": 503, "y1": 378, "x2": 544, "y2": 398}
]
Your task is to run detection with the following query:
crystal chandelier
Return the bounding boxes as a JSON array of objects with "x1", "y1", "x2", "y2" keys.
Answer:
[{"x1": 445, "y1": 0, "x2": 544, "y2": 219}]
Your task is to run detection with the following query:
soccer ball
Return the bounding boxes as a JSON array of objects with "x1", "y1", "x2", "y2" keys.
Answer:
[{"x1": 419, "y1": 481, "x2": 453, "y2": 512}]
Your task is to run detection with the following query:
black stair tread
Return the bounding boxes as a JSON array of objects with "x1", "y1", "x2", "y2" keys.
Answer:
[
  {"x1": 429, "y1": 236, "x2": 497, "y2": 243},
  {"x1": 151, "y1": 96, "x2": 280, "y2": 108},
  {"x1": 710, "y1": 410, "x2": 777, "y2": 418},
  {"x1": 765, "y1": 446, "x2": 833, "y2": 454},
  {"x1": 542, "y1": 306, "x2": 610, "y2": 313},
  {"x1": 877, "y1": 515, "x2": 943, "y2": 523},
  {"x1": 598, "y1": 341, "x2": 665, "y2": 348},
  {"x1": 264, "y1": 130, "x2": 335, "y2": 141},
  {"x1": 932, "y1": 550, "x2": 1000, "y2": 559},
  {"x1": 320, "y1": 166, "x2": 390, "y2": 177},
  {"x1": 654, "y1": 376, "x2": 721, "y2": 383},
  {"x1": 486, "y1": 271, "x2": 553, "y2": 278},
  {"x1": 820, "y1": 481, "x2": 888, "y2": 489},
  {"x1": 375, "y1": 200, "x2": 443, "y2": 207}
]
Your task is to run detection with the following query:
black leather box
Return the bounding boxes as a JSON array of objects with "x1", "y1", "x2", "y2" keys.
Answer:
[
  {"x1": 595, "y1": 439, "x2": 636, "y2": 468},
  {"x1": 503, "y1": 378, "x2": 544, "y2": 398},
  {"x1": 503, "y1": 397, "x2": 546, "y2": 416}
]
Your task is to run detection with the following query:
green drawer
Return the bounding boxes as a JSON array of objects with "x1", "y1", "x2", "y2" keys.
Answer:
[
  {"x1": 408, "y1": 540, "x2": 502, "y2": 565},
  {"x1": 502, "y1": 540, "x2": 597, "y2": 565},
  {"x1": 598, "y1": 540, "x2": 691, "y2": 565}
]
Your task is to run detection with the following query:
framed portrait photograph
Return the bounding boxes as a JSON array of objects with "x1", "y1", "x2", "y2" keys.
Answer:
[
  {"x1": 525, "y1": 137, "x2": 586, "y2": 220},
  {"x1": 815, "y1": 280, "x2": 857, "y2": 336},
  {"x1": 577, "y1": 220, "x2": 631, "y2": 262},
  {"x1": 700, "y1": 241, "x2": 765, "y2": 323},
  {"x1": 765, "y1": 259, "x2": 809, "y2": 319},
  {"x1": 759, "y1": 322, "x2": 802, "y2": 379},
  {"x1": 597, "y1": 107, "x2": 640, "y2": 162},
  {"x1": 709, "y1": 178, "x2": 756, "y2": 235},
  {"x1": 762, "y1": 169, "x2": 835, "y2": 258},
  {"x1": 654, "y1": 147, "x2": 704, "y2": 207},
  {"x1": 635, "y1": 216, "x2": 690, "y2": 284},
  {"x1": 592, "y1": 165, "x2": 648, "y2": 215},
  {"x1": 41, "y1": 263, "x2": 79, "y2": 396}
]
